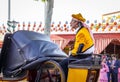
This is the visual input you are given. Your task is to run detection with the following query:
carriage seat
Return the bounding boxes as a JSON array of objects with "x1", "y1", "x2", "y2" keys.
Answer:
[{"x1": 69, "y1": 53, "x2": 101, "y2": 67}]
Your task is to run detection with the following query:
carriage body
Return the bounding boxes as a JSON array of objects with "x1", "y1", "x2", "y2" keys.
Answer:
[
  {"x1": 0, "y1": 30, "x2": 67, "y2": 82},
  {"x1": 0, "y1": 30, "x2": 101, "y2": 82}
]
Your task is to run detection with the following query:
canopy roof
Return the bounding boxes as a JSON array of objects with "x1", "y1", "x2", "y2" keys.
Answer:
[{"x1": 51, "y1": 33, "x2": 120, "y2": 54}]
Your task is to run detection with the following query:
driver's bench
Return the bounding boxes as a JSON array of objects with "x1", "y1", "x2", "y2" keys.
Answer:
[{"x1": 67, "y1": 54, "x2": 101, "y2": 82}]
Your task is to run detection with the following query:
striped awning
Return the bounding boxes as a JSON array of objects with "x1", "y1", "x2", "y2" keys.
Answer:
[
  {"x1": 94, "y1": 33, "x2": 120, "y2": 54},
  {"x1": 94, "y1": 38, "x2": 112, "y2": 54},
  {"x1": 51, "y1": 33, "x2": 120, "y2": 54}
]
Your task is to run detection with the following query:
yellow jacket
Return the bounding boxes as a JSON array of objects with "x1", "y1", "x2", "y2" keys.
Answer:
[{"x1": 71, "y1": 27, "x2": 94, "y2": 55}]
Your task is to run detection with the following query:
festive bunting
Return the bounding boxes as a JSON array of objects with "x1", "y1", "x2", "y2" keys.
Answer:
[{"x1": 0, "y1": 20, "x2": 120, "y2": 34}]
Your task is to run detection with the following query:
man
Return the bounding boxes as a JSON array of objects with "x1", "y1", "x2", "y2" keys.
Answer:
[
  {"x1": 70, "y1": 13, "x2": 94, "y2": 55},
  {"x1": 111, "y1": 54, "x2": 119, "y2": 82},
  {"x1": 106, "y1": 57, "x2": 112, "y2": 82},
  {"x1": 60, "y1": 13, "x2": 95, "y2": 80}
]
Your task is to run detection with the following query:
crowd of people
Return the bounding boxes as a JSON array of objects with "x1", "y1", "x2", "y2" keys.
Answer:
[{"x1": 98, "y1": 54, "x2": 120, "y2": 82}]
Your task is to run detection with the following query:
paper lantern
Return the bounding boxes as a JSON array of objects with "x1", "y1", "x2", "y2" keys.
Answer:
[
  {"x1": 17, "y1": 23, "x2": 20, "y2": 30},
  {"x1": 39, "y1": 24, "x2": 42, "y2": 27},
  {"x1": 36, "y1": 28, "x2": 40, "y2": 31},
  {"x1": 118, "y1": 25, "x2": 120, "y2": 29},
  {"x1": 51, "y1": 24, "x2": 54, "y2": 27},
  {"x1": 64, "y1": 24, "x2": 66, "y2": 27},
  {"x1": 57, "y1": 24, "x2": 60, "y2": 27},
  {"x1": 102, "y1": 26, "x2": 106, "y2": 30},
  {"x1": 23, "y1": 22, "x2": 25, "y2": 27},
  {"x1": 28, "y1": 22, "x2": 31, "y2": 27},
  {"x1": 33, "y1": 22, "x2": 36, "y2": 27},
  {"x1": 18, "y1": 23, "x2": 20, "y2": 27},
  {"x1": 96, "y1": 26, "x2": 99, "y2": 31},
  {"x1": 110, "y1": 26, "x2": 113, "y2": 29},
  {"x1": 106, "y1": 23, "x2": 109, "y2": 26},
  {"x1": 98, "y1": 23, "x2": 101, "y2": 26},
  {"x1": 114, "y1": 22, "x2": 117, "y2": 25},
  {"x1": 91, "y1": 23, "x2": 94, "y2": 26}
]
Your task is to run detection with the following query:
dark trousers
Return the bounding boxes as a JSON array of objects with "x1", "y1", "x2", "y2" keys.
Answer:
[
  {"x1": 59, "y1": 58, "x2": 69, "y2": 80},
  {"x1": 111, "y1": 71, "x2": 118, "y2": 82},
  {"x1": 107, "y1": 72, "x2": 111, "y2": 82}
]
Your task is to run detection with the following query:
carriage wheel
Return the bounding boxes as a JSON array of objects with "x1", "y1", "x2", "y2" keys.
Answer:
[{"x1": 38, "y1": 60, "x2": 65, "y2": 82}]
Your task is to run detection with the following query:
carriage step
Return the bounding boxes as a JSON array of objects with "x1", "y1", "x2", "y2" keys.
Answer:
[{"x1": 0, "y1": 71, "x2": 28, "y2": 81}]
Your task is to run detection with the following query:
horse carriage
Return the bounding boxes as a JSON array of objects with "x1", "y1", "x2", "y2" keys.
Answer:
[{"x1": 0, "y1": 30, "x2": 101, "y2": 82}]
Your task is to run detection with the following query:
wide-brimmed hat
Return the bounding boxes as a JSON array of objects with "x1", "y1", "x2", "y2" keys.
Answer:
[{"x1": 72, "y1": 13, "x2": 86, "y2": 22}]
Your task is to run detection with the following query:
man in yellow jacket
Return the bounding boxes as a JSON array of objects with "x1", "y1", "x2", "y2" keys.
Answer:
[
  {"x1": 70, "y1": 13, "x2": 94, "y2": 55},
  {"x1": 60, "y1": 13, "x2": 95, "y2": 80}
]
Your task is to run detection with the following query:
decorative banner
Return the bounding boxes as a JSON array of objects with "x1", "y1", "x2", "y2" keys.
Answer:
[
  {"x1": 0, "y1": 18, "x2": 120, "y2": 34},
  {"x1": 102, "y1": 11, "x2": 120, "y2": 25},
  {"x1": 117, "y1": 15, "x2": 120, "y2": 19}
]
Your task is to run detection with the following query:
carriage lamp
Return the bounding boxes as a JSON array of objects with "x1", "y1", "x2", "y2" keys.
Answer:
[{"x1": 7, "y1": 20, "x2": 19, "y2": 33}]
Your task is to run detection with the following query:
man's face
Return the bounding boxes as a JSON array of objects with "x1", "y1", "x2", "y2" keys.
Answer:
[{"x1": 70, "y1": 18, "x2": 79, "y2": 29}]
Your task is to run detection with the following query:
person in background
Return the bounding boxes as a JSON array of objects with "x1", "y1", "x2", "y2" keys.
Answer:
[
  {"x1": 60, "y1": 13, "x2": 95, "y2": 80},
  {"x1": 111, "y1": 54, "x2": 119, "y2": 82},
  {"x1": 99, "y1": 56, "x2": 109, "y2": 82},
  {"x1": 118, "y1": 67, "x2": 120, "y2": 82},
  {"x1": 106, "y1": 56, "x2": 112, "y2": 82}
]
